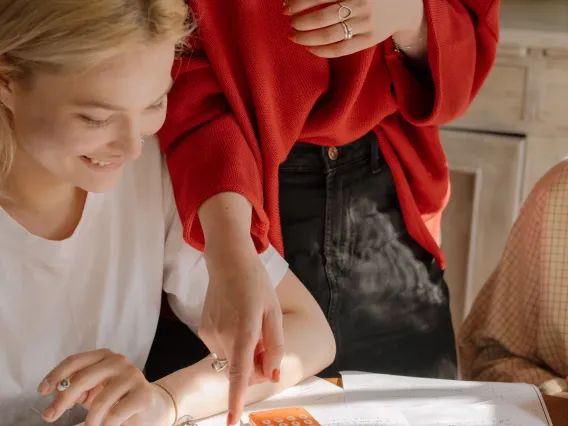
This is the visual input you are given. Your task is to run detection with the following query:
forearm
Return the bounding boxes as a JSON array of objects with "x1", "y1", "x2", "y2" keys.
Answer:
[
  {"x1": 199, "y1": 192, "x2": 258, "y2": 267},
  {"x1": 156, "y1": 311, "x2": 334, "y2": 421}
]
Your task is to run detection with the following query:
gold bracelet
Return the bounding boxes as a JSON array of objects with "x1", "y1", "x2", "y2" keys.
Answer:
[
  {"x1": 153, "y1": 382, "x2": 179, "y2": 426},
  {"x1": 393, "y1": 35, "x2": 425, "y2": 53},
  {"x1": 153, "y1": 382, "x2": 197, "y2": 426}
]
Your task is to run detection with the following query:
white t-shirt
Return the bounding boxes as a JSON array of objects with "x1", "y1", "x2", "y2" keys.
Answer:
[{"x1": 0, "y1": 138, "x2": 288, "y2": 426}]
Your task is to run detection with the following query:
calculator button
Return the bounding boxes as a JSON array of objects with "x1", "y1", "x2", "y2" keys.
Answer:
[
  {"x1": 304, "y1": 421, "x2": 313, "y2": 425},
  {"x1": 278, "y1": 424, "x2": 287, "y2": 426},
  {"x1": 291, "y1": 422, "x2": 300, "y2": 426},
  {"x1": 286, "y1": 417, "x2": 296, "y2": 421},
  {"x1": 274, "y1": 419, "x2": 283, "y2": 423},
  {"x1": 299, "y1": 415, "x2": 307, "y2": 420},
  {"x1": 262, "y1": 421, "x2": 272, "y2": 425}
]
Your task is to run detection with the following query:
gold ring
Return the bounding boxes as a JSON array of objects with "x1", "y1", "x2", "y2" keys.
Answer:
[{"x1": 211, "y1": 352, "x2": 229, "y2": 373}]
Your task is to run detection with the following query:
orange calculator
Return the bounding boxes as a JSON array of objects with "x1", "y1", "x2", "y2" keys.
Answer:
[{"x1": 248, "y1": 407, "x2": 321, "y2": 426}]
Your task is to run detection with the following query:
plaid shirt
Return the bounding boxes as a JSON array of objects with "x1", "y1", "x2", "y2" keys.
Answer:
[{"x1": 458, "y1": 160, "x2": 568, "y2": 395}]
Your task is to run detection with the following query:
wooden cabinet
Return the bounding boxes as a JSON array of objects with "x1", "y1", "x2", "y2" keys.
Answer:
[
  {"x1": 441, "y1": 0, "x2": 568, "y2": 331},
  {"x1": 440, "y1": 130, "x2": 524, "y2": 333},
  {"x1": 539, "y1": 56, "x2": 568, "y2": 132}
]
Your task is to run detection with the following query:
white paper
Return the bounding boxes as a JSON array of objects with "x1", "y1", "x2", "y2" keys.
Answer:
[
  {"x1": 199, "y1": 376, "x2": 344, "y2": 426},
  {"x1": 401, "y1": 404, "x2": 550, "y2": 426},
  {"x1": 314, "y1": 406, "x2": 410, "y2": 426},
  {"x1": 340, "y1": 371, "x2": 549, "y2": 413}
]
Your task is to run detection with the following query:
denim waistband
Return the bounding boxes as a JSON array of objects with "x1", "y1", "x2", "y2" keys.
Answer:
[{"x1": 280, "y1": 131, "x2": 380, "y2": 173}]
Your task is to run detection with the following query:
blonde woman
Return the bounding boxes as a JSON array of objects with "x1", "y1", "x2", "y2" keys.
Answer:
[{"x1": 0, "y1": 1, "x2": 335, "y2": 426}]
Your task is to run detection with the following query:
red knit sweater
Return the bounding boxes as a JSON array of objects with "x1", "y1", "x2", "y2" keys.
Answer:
[{"x1": 159, "y1": 0, "x2": 500, "y2": 268}]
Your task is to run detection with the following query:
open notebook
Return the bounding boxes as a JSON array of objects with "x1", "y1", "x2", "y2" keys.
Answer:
[{"x1": 75, "y1": 372, "x2": 553, "y2": 426}]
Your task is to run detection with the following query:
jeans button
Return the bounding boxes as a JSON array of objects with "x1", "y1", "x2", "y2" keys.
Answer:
[{"x1": 328, "y1": 146, "x2": 339, "y2": 160}]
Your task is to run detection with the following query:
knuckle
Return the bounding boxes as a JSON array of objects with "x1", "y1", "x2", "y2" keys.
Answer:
[
  {"x1": 113, "y1": 352, "x2": 128, "y2": 364},
  {"x1": 123, "y1": 364, "x2": 143, "y2": 381},
  {"x1": 228, "y1": 365, "x2": 249, "y2": 380},
  {"x1": 64, "y1": 353, "x2": 79, "y2": 365},
  {"x1": 99, "y1": 348, "x2": 114, "y2": 357}
]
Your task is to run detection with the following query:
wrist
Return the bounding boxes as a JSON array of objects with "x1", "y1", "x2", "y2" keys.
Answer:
[
  {"x1": 392, "y1": 0, "x2": 427, "y2": 55},
  {"x1": 153, "y1": 382, "x2": 178, "y2": 426}
]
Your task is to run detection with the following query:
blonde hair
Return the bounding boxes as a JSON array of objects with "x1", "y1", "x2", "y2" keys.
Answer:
[{"x1": 0, "y1": 0, "x2": 192, "y2": 185}]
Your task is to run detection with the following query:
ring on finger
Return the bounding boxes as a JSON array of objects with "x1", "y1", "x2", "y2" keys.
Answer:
[
  {"x1": 337, "y1": 2, "x2": 352, "y2": 21},
  {"x1": 340, "y1": 21, "x2": 353, "y2": 40},
  {"x1": 56, "y1": 378, "x2": 71, "y2": 392},
  {"x1": 211, "y1": 352, "x2": 229, "y2": 373}
]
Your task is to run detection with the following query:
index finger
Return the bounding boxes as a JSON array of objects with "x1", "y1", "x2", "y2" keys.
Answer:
[{"x1": 226, "y1": 332, "x2": 257, "y2": 426}]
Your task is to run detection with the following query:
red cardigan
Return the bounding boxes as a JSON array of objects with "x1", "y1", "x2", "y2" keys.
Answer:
[{"x1": 159, "y1": 0, "x2": 500, "y2": 268}]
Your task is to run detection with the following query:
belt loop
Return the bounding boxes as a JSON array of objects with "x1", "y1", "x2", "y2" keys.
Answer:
[{"x1": 370, "y1": 137, "x2": 381, "y2": 175}]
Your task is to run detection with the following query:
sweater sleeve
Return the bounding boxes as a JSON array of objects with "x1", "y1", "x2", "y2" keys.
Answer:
[
  {"x1": 385, "y1": 0, "x2": 499, "y2": 125},
  {"x1": 158, "y1": 46, "x2": 268, "y2": 252}
]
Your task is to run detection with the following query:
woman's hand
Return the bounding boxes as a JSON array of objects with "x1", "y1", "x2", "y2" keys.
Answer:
[
  {"x1": 285, "y1": 0, "x2": 427, "y2": 58},
  {"x1": 200, "y1": 253, "x2": 284, "y2": 425},
  {"x1": 198, "y1": 192, "x2": 285, "y2": 425},
  {"x1": 37, "y1": 349, "x2": 175, "y2": 426}
]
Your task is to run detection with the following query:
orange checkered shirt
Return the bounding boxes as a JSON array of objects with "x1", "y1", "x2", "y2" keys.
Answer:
[{"x1": 458, "y1": 160, "x2": 568, "y2": 395}]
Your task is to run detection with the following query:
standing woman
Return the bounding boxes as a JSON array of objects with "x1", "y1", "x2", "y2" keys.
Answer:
[{"x1": 157, "y1": 0, "x2": 500, "y2": 423}]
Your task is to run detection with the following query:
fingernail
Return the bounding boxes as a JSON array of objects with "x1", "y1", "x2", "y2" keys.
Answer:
[
  {"x1": 43, "y1": 408, "x2": 55, "y2": 420},
  {"x1": 38, "y1": 380, "x2": 50, "y2": 394},
  {"x1": 272, "y1": 368, "x2": 281, "y2": 383},
  {"x1": 227, "y1": 411, "x2": 234, "y2": 426},
  {"x1": 282, "y1": 6, "x2": 291, "y2": 15},
  {"x1": 288, "y1": 30, "x2": 296, "y2": 41}
]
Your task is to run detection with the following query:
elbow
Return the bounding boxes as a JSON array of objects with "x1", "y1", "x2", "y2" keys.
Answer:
[
  {"x1": 321, "y1": 322, "x2": 336, "y2": 370},
  {"x1": 309, "y1": 312, "x2": 337, "y2": 375}
]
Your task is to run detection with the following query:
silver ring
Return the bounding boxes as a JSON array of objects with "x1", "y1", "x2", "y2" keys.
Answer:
[
  {"x1": 337, "y1": 2, "x2": 352, "y2": 21},
  {"x1": 340, "y1": 21, "x2": 353, "y2": 40},
  {"x1": 211, "y1": 352, "x2": 229, "y2": 373},
  {"x1": 57, "y1": 379, "x2": 71, "y2": 392}
]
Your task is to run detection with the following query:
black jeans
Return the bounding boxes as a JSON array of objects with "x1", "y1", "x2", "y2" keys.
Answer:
[{"x1": 279, "y1": 132, "x2": 457, "y2": 379}]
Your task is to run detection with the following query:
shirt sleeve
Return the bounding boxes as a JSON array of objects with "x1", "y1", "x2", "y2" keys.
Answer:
[
  {"x1": 160, "y1": 161, "x2": 289, "y2": 333},
  {"x1": 157, "y1": 41, "x2": 268, "y2": 253},
  {"x1": 384, "y1": 0, "x2": 499, "y2": 125},
  {"x1": 458, "y1": 169, "x2": 565, "y2": 392}
]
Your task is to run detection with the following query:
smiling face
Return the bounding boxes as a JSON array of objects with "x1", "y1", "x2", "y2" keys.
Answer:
[{"x1": 0, "y1": 40, "x2": 175, "y2": 193}]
